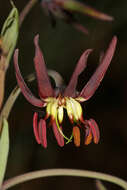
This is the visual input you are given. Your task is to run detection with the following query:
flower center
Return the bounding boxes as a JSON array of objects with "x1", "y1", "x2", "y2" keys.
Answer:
[
  {"x1": 44, "y1": 96, "x2": 83, "y2": 143},
  {"x1": 45, "y1": 96, "x2": 83, "y2": 124}
]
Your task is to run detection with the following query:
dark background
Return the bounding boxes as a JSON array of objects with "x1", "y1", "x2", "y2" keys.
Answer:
[{"x1": 0, "y1": 0, "x2": 127, "y2": 189}]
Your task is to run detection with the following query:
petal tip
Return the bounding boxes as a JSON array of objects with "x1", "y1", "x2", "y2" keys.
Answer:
[
  {"x1": 80, "y1": 48, "x2": 93, "y2": 63},
  {"x1": 112, "y1": 36, "x2": 117, "y2": 45},
  {"x1": 85, "y1": 49, "x2": 93, "y2": 56},
  {"x1": 34, "y1": 34, "x2": 39, "y2": 46}
]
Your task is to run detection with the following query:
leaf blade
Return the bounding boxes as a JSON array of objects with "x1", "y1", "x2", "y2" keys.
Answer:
[{"x1": 0, "y1": 118, "x2": 9, "y2": 187}]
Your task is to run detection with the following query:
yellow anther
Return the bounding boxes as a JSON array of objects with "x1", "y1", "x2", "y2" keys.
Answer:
[
  {"x1": 67, "y1": 98, "x2": 82, "y2": 121},
  {"x1": 58, "y1": 106, "x2": 64, "y2": 124},
  {"x1": 69, "y1": 99, "x2": 78, "y2": 121},
  {"x1": 51, "y1": 99, "x2": 58, "y2": 119},
  {"x1": 66, "y1": 98, "x2": 74, "y2": 121},
  {"x1": 46, "y1": 101, "x2": 53, "y2": 116},
  {"x1": 70, "y1": 98, "x2": 83, "y2": 120}
]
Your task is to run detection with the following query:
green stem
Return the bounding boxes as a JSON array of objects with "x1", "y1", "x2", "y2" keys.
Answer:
[{"x1": 1, "y1": 169, "x2": 127, "y2": 190}]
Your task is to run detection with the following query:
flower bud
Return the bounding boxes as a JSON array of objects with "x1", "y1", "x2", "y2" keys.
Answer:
[
  {"x1": 1, "y1": 2, "x2": 19, "y2": 69},
  {"x1": 0, "y1": 2, "x2": 19, "y2": 108}
]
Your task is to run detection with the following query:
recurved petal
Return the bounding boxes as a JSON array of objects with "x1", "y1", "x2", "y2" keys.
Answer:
[
  {"x1": 80, "y1": 36, "x2": 117, "y2": 100},
  {"x1": 88, "y1": 119, "x2": 100, "y2": 144},
  {"x1": 64, "y1": 49, "x2": 92, "y2": 97},
  {"x1": 33, "y1": 112, "x2": 41, "y2": 144},
  {"x1": 38, "y1": 119, "x2": 47, "y2": 148},
  {"x1": 52, "y1": 120, "x2": 64, "y2": 147},
  {"x1": 34, "y1": 35, "x2": 54, "y2": 98},
  {"x1": 14, "y1": 49, "x2": 44, "y2": 107}
]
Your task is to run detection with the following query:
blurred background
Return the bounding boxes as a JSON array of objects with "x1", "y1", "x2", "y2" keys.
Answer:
[{"x1": 0, "y1": 0, "x2": 127, "y2": 189}]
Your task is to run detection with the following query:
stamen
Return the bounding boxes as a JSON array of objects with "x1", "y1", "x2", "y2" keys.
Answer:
[
  {"x1": 70, "y1": 98, "x2": 82, "y2": 120},
  {"x1": 46, "y1": 101, "x2": 53, "y2": 117},
  {"x1": 73, "y1": 126, "x2": 80, "y2": 147},
  {"x1": 57, "y1": 106, "x2": 64, "y2": 124},
  {"x1": 51, "y1": 99, "x2": 58, "y2": 119},
  {"x1": 66, "y1": 98, "x2": 74, "y2": 122},
  {"x1": 85, "y1": 128, "x2": 92, "y2": 145}
]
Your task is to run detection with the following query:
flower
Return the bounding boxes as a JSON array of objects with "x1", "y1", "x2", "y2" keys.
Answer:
[
  {"x1": 39, "y1": 0, "x2": 113, "y2": 34},
  {"x1": 14, "y1": 35, "x2": 117, "y2": 148}
]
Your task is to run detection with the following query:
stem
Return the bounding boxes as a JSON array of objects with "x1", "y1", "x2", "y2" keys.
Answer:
[
  {"x1": 19, "y1": 0, "x2": 38, "y2": 27},
  {"x1": 1, "y1": 169, "x2": 127, "y2": 190},
  {"x1": 48, "y1": 70, "x2": 65, "y2": 88}
]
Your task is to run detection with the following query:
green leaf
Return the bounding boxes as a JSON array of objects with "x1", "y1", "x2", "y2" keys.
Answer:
[
  {"x1": 0, "y1": 118, "x2": 9, "y2": 187},
  {"x1": 0, "y1": 1, "x2": 19, "y2": 69}
]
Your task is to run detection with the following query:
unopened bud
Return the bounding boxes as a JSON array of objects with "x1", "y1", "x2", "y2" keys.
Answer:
[{"x1": 1, "y1": 1, "x2": 19, "y2": 69}]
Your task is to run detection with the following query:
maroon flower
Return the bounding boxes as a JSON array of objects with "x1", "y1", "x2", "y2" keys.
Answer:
[
  {"x1": 14, "y1": 35, "x2": 117, "y2": 148},
  {"x1": 40, "y1": 0, "x2": 113, "y2": 34}
]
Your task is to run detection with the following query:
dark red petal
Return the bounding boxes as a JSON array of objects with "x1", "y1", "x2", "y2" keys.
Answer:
[
  {"x1": 80, "y1": 36, "x2": 117, "y2": 100},
  {"x1": 14, "y1": 49, "x2": 44, "y2": 107},
  {"x1": 38, "y1": 119, "x2": 47, "y2": 148},
  {"x1": 33, "y1": 112, "x2": 41, "y2": 144},
  {"x1": 34, "y1": 35, "x2": 54, "y2": 98},
  {"x1": 64, "y1": 49, "x2": 92, "y2": 97},
  {"x1": 52, "y1": 120, "x2": 64, "y2": 147},
  {"x1": 88, "y1": 119, "x2": 100, "y2": 144}
]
